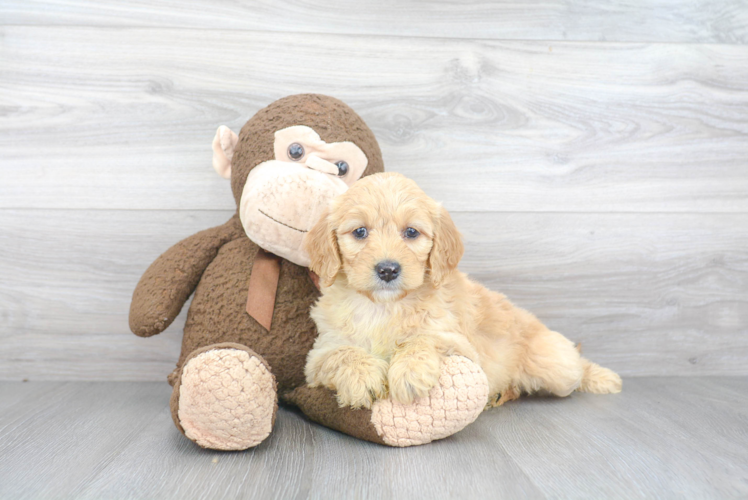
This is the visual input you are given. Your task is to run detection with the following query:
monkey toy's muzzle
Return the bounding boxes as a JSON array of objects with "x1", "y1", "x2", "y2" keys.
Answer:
[{"x1": 240, "y1": 161, "x2": 348, "y2": 267}]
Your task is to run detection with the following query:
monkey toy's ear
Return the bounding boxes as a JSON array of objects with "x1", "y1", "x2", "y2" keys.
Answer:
[{"x1": 212, "y1": 125, "x2": 239, "y2": 179}]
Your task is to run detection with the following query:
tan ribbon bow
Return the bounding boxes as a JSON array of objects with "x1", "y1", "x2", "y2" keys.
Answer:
[{"x1": 246, "y1": 248, "x2": 320, "y2": 331}]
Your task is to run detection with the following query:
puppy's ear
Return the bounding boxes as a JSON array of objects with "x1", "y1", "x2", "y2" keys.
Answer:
[
  {"x1": 304, "y1": 208, "x2": 342, "y2": 287},
  {"x1": 428, "y1": 205, "x2": 464, "y2": 287}
]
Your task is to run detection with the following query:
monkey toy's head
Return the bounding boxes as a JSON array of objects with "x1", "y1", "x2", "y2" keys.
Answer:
[{"x1": 211, "y1": 94, "x2": 384, "y2": 267}]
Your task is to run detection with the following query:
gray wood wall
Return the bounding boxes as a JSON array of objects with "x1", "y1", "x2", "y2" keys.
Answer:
[{"x1": 1, "y1": 1, "x2": 747, "y2": 381}]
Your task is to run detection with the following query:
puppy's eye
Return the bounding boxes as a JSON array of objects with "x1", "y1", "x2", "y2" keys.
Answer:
[
  {"x1": 335, "y1": 161, "x2": 349, "y2": 176},
  {"x1": 352, "y1": 227, "x2": 368, "y2": 239},
  {"x1": 288, "y1": 143, "x2": 304, "y2": 160},
  {"x1": 404, "y1": 227, "x2": 420, "y2": 239}
]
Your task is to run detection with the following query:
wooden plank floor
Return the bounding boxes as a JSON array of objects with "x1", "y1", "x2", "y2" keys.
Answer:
[{"x1": 1, "y1": 378, "x2": 746, "y2": 499}]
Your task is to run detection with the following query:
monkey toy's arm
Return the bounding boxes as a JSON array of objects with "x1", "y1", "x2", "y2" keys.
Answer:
[{"x1": 129, "y1": 215, "x2": 243, "y2": 337}]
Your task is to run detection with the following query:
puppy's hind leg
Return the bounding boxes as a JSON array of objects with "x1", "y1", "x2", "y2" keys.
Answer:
[
  {"x1": 519, "y1": 327, "x2": 623, "y2": 397},
  {"x1": 517, "y1": 328, "x2": 586, "y2": 398},
  {"x1": 487, "y1": 386, "x2": 521, "y2": 408}
]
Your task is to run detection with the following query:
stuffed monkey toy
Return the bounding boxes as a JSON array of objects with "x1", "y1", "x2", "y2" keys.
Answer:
[{"x1": 129, "y1": 94, "x2": 489, "y2": 449}]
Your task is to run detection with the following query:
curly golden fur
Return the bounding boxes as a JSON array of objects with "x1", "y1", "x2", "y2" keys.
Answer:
[{"x1": 304, "y1": 172, "x2": 622, "y2": 409}]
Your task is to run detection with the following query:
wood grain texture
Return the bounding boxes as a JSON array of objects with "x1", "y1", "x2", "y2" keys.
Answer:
[
  {"x1": 0, "y1": 378, "x2": 746, "y2": 499},
  {"x1": 0, "y1": 382, "x2": 169, "y2": 500},
  {"x1": 2, "y1": 27, "x2": 748, "y2": 212},
  {"x1": 492, "y1": 377, "x2": 748, "y2": 498},
  {"x1": 0, "y1": 210, "x2": 231, "y2": 381},
  {"x1": 2, "y1": 0, "x2": 747, "y2": 43},
  {"x1": 76, "y1": 393, "x2": 543, "y2": 500},
  {"x1": 1, "y1": 208, "x2": 746, "y2": 380}
]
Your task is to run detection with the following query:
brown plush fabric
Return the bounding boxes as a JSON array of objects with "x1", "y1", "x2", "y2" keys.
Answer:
[
  {"x1": 284, "y1": 386, "x2": 386, "y2": 445},
  {"x1": 130, "y1": 94, "x2": 386, "y2": 448},
  {"x1": 230, "y1": 94, "x2": 384, "y2": 206},
  {"x1": 173, "y1": 233, "x2": 320, "y2": 393},
  {"x1": 130, "y1": 215, "x2": 244, "y2": 338}
]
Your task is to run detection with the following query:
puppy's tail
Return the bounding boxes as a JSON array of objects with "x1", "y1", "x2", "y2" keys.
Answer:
[{"x1": 577, "y1": 356, "x2": 622, "y2": 394}]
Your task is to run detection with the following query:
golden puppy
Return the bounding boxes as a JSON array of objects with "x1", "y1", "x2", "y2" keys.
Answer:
[{"x1": 303, "y1": 172, "x2": 622, "y2": 409}]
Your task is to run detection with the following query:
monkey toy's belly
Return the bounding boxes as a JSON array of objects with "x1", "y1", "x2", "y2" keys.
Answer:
[{"x1": 176, "y1": 237, "x2": 320, "y2": 394}]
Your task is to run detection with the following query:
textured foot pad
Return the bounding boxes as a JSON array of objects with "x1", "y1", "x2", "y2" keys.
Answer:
[
  {"x1": 371, "y1": 356, "x2": 489, "y2": 447},
  {"x1": 177, "y1": 349, "x2": 277, "y2": 450}
]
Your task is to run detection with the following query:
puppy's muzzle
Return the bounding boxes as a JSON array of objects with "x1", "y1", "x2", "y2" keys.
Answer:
[{"x1": 375, "y1": 261, "x2": 401, "y2": 283}]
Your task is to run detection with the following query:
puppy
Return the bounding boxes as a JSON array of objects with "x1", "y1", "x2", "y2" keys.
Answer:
[{"x1": 303, "y1": 172, "x2": 622, "y2": 409}]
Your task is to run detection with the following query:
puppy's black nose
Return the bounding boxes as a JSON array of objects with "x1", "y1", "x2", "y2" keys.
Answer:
[{"x1": 375, "y1": 261, "x2": 401, "y2": 283}]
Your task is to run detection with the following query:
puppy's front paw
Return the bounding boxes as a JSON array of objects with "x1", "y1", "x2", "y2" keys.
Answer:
[
  {"x1": 307, "y1": 346, "x2": 389, "y2": 409},
  {"x1": 333, "y1": 356, "x2": 389, "y2": 410},
  {"x1": 388, "y1": 351, "x2": 442, "y2": 405}
]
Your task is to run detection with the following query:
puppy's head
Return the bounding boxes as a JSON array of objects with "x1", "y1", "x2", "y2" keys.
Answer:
[{"x1": 304, "y1": 172, "x2": 463, "y2": 302}]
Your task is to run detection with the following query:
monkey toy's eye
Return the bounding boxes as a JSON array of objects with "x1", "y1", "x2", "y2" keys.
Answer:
[
  {"x1": 404, "y1": 227, "x2": 420, "y2": 239},
  {"x1": 287, "y1": 143, "x2": 304, "y2": 161},
  {"x1": 352, "y1": 227, "x2": 368, "y2": 239},
  {"x1": 335, "y1": 161, "x2": 349, "y2": 176}
]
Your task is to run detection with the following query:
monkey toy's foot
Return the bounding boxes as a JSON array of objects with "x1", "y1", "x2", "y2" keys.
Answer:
[
  {"x1": 371, "y1": 356, "x2": 489, "y2": 446},
  {"x1": 287, "y1": 355, "x2": 489, "y2": 447},
  {"x1": 171, "y1": 343, "x2": 277, "y2": 450}
]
